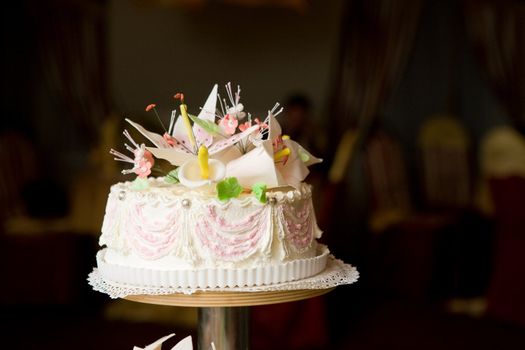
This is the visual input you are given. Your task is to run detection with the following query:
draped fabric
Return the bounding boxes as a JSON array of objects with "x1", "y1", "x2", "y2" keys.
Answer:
[
  {"x1": 323, "y1": 0, "x2": 422, "y2": 245},
  {"x1": 465, "y1": 1, "x2": 525, "y2": 327},
  {"x1": 330, "y1": 0, "x2": 422, "y2": 140},
  {"x1": 464, "y1": 0, "x2": 525, "y2": 134},
  {"x1": 487, "y1": 176, "x2": 525, "y2": 327},
  {"x1": 0, "y1": 132, "x2": 37, "y2": 219},
  {"x1": 31, "y1": 0, "x2": 109, "y2": 146}
]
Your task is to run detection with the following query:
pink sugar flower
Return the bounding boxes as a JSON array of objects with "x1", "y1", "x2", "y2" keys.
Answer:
[
  {"x1": 219, "y1": 114, "x2": 239, "y2": 135},
  {"x1": 238, "y1": 121, "x2": 252, "y2": 132},
  {"x1": 163, "y1": 132, "x2": 176, "y2": 146},
  {"x1": 254, "y1": 118, "x2": 268, "y2": 129},
  {"x1": 272, "y1": 135, "x2": 284, "y2": 151},
  {"x1": 134, "y1": 158, "x2": 153, "y2": 178},
  {"x1": 173, "y1": 93, "x2": 184, "y2": 102},
  {"x1": 145, "y1": 104, "x2": 156, "y2": 112},
  {"x1": 110, "y1": 130, "x2": 155, "y2": 179}
]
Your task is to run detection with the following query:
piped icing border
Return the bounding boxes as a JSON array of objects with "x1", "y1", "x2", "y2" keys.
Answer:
[
  {"x1": 100, "y1": 180, "x2": 321, "y2": 264},
  {"x1": 108, "y1": 177, "x2": 315, "y2": 206}
]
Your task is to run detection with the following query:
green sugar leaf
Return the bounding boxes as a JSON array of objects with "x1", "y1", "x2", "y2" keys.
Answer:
[
  {"x1": 299, "y1": 149, "x2": 310, "y2": 163},
  {"x1": 164, "y1": 168, "x2": 180, "y2": 184},
  {"x1": 216, "y1": 177, "x2": 243, "y2": 202},
  {"x1": 131, "y1": 177, "x2": 149, "y2": 190},
  {"x1": 188, "y1": 114, "x2": 221, "y2": 135},
  {"x1": 251, "y1": 182, "x2": 267, "y2": 203}
]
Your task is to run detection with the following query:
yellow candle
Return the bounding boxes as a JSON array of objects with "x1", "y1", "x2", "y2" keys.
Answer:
[
  {"x1": 274, "y1": 147, "x2": 291, "y2": 162},
  {"x1": 198, "y1": 145, "x2": 210, "y2": 179},
  {"x1": 180, "y1": 103, "x2": 197, "y2": 151}
]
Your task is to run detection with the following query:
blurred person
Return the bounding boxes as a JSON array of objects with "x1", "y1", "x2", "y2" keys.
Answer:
[
  {"x1": 281, "y1": 93, "x2": 329, "y2": 212},
  {"x1": 281, "y1": 94, "x2": 327, "y2": 162}
]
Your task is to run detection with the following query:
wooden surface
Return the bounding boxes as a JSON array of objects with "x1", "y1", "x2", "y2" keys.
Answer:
[{"x1": 124, "y1": 288, "x2": 335, "y2": 307}]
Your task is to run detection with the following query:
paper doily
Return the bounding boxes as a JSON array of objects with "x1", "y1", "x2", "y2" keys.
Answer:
[{"x1": 88, "y1": 256, "x2": 358, "y2": 299}]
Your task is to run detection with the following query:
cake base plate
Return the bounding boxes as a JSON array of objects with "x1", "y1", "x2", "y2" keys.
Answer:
[{"x1": 124, "y1": 287, "x2": 335, "y2": 307}]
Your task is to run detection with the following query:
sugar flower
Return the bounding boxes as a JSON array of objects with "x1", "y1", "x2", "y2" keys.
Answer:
[
  {"x1": 125, "y1": 85, "x2": 258, "y2": 188},
  {"x1": 219, "y1": 82, "x2": 246, "y2": 120},
  {"x1": 145, "y1": 104, "x2": 156, "y2": 112},
  {"x1": 239, "y1": 121, "x2": 252, "y2": 132},
  {"x1": 110, "y1": 130, "x2": 154, "y2": 178},
  {"x1": 178, "y1": 145, "x2": 226, "y2": 188},
  {"x1": 112, "y1": 83, "x2": 321, "y2": 191},
  {"x1": 126, "y1": 84, "x2": 259, "y2": 168},
  {"x1": 254, "y1": 118, "x2": 269, "y2": 129},
  {"x1": 226, "y1": 106, "x2": 321, "y2": 189},
  {"x1": 219, "y1": 114, "x2": 239, "y2": 135}
]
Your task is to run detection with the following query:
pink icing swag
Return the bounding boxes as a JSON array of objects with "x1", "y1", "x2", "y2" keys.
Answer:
[
  {"x1": 280, "y1": 201, "x2": 314, "y2": 251},
  {"x1": 125, "y1": 203, "x2": 181, "y2": 259},
  {"x1": 196, "y1": 205, "x2": 269, "y2": 261}
]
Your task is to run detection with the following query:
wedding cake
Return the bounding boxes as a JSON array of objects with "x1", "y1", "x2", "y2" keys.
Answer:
[{"x1": 96, "y1": 83, "x2": 328, "y2": 289}]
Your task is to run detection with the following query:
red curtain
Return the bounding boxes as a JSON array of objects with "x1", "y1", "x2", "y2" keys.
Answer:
[
  {"x1": 321, "y1": 0, "x2": 423, "y2": 243},
  {"x1": 31, "y1": 0, "x2": 110, "y2": 146},
  {"x1": 465, "y1": 0, "x2": 525, "y2": 326},
  {"x1": 464, "y1": 0, "x2": 525, "y2": 134},
  {"x1": 330, "y1": 0, "x2": 423, "y2": 138}
]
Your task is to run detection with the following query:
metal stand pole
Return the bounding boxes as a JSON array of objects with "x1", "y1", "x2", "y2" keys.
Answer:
[{"x1": 198, "y1": 307, "x2": 249, "y2": 350}]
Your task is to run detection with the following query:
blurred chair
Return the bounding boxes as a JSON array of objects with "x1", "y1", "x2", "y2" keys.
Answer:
[
  {"x1": 363, "y1": 122, "x2": 488, "y2": 299},
  {"x1": 416, "y1": 116, "x2": 494, "y2": 301},
  {"x1": 481, "y1": 126, "x2": 525, "y2": 327},
  {"x1": 365, "y1": 130, "x2": 412, "y2": 233},
  {"x1": 418, "y1": 115, "x2": 471, "y2": 210},
  {"x1": 0, "y1": 131, "x2": 38, "y2": 221},
  {"x1": 364, "y1": 129, "x2": 440, "y2": 297}
]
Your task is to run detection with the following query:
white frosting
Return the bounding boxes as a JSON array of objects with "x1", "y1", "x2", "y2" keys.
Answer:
[
  {"x1": 96, "y1": 245, "x2": 330, "y2": 289},
  {"x1": 99, "y1": 178, "x2": 323, "y2": 275}
]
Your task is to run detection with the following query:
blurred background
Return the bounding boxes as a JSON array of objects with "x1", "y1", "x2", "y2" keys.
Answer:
[{"x1": 1, "y1": 0, "x2": 524, "y2": 349}]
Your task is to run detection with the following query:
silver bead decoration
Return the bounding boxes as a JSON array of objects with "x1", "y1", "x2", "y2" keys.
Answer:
[
  {"x1": 182, "y1": 198, "x2": 191, "y2": 208},
  {"x1": 118, "y1": 190, "x2": 126, "y2": 201},
  {"x1": 268, "y1": 197, "x2": 277, "y2": 205}
]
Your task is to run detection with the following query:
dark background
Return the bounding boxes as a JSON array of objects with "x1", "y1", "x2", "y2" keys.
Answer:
[{"x1": 1, "y1": 0, "x2": 524, "y2": 349}]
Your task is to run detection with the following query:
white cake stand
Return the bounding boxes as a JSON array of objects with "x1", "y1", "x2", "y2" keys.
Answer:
[{"x1": 124, "y1": 288, "x2": 335, "y2": 350}]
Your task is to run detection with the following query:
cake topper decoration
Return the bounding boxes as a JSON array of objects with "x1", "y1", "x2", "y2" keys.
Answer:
[
  {"x1": 109, "y1": 130, "x2": 154, "y2": 179},
  {"x1": 112, "y1": 83, "x2": 322, "y2": 197},
  {"x1": 216, "y1": 177, "x2": 243, "y2": 201}
]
